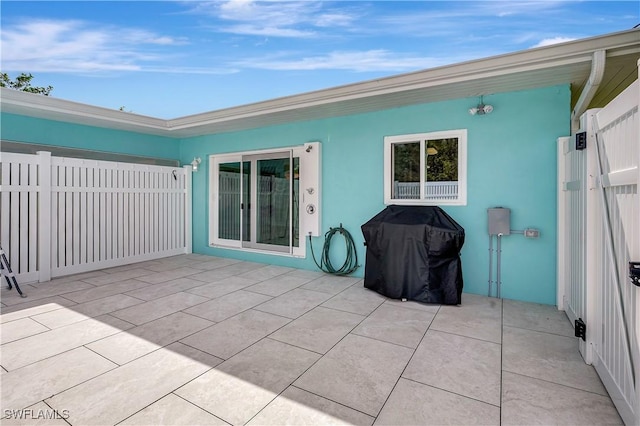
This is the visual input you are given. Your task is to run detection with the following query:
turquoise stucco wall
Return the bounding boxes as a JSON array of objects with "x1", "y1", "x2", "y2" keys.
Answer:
[
  {"x1": 0, "y1": 85, "x2": 570, "y2": 304},
  {"x1": 181, "y1": 85, "x2": 570, "y2": 305},
  {"x1": 0, "y1": 113, "x2": 179, "y2": 159}
]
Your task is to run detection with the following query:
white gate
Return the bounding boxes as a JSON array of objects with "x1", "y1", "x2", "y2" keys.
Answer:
[
  {"x1": 591, "y1": 78, "x2": 639, "y2": 426},
  {"x1": 0, "y1": 151, "x2": 192, "y2": 283},
  {"x1": 559, "y1": 75, "x2": 639, "y2": 425}
]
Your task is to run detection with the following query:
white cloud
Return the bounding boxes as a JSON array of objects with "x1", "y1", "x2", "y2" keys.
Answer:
[
  {"x1": 313, "y1": 12, "x2": 356, "y2": 28},
  {"x1": 531, "y1": 36, "x2": 577, "y2": 48},
  {"x1": 0, "y1": 18, "x2": 229, "y2": 74},
  {"x1": 194, "y1": 0, "x2": 358, "y2": 38},
  {"x1": 233, "y1": 49, "x2": 446, "y2": 72},
  {"x1": 220, "y1": 24, "x2": 315, "y2": 38}
]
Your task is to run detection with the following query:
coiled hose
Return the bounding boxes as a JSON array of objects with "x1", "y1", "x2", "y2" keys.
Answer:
[{"x1": 309, "y1": 224, "x2": 359, "y2": 275}]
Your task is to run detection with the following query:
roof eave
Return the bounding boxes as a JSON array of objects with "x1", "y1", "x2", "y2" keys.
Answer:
[{"x1": 1, "y1": 28, "x2": 638, "y2": 138}]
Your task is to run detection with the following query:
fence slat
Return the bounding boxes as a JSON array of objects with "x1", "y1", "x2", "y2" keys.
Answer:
[
  {"x1": 1, "y1": 160, "x2": 10, "y2": 262},
  {"x1": 19, "y1": 162, "x2": 29, "y2": 273},
  {"x1": 86, "y1": 167, "x2": 94, "y2": 264},
  {"x1": 28, "y1": 161, "x2": 37, "y2": 273},
  {"x1": 72, "y1": 166, "x2": 80, "y2": 266}
]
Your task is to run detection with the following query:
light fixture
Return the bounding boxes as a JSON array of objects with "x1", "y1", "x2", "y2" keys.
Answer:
[
  {"x1": 469, "y1": 96, "x2": 493, "y2": 115},
  {"x1": 190, "y1": 157, "x2": 201, "y2": 172}
]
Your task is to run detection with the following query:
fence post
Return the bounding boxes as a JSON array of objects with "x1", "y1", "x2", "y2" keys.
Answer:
[
  {"x1": 184, "y1": 165, "x2": 193, "y2": 254},
  {"x1": 37, "y1": 151, "x2": 51, "y2": 282}
]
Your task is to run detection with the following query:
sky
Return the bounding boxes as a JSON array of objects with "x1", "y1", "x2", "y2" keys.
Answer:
[{"x1": 1, "y1": 1, "x2": 638, "y2": 118}]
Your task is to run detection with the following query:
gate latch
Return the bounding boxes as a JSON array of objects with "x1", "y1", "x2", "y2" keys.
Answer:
[
  {"x1": 575, "y1": 318, "x2": 586, "y2": 341},
  {"x1": 575, "y1": 131, "x2": 587, "y2": 150},
  {"x1": 630, "y1": 262, "x2": 640, "y2": 287}
]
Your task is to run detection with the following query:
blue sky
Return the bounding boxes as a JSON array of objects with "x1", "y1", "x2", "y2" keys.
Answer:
[{"x1": 1, "y1": 1, "x2": 638, "y2": 118}]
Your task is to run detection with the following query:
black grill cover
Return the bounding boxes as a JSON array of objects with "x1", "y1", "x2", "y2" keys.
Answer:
[{"x1": 361, "y1": 205, "x2": 465, "y2": 305}]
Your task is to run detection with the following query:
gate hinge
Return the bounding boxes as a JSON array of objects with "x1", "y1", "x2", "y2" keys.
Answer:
[
  {"x1": 630, "y1": 262, "x2": 640, "y2": 287},
  {"x1": 575, "y1": 318, "x2": 586, "y2": 341}
]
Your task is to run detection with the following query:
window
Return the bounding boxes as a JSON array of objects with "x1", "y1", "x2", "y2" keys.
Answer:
[
  {"x1": 384, "y1": 129, "x2": 467, "y2": 205},
  {"x1": 210, "y1": 147, "x2": 306, "y2": 256}
]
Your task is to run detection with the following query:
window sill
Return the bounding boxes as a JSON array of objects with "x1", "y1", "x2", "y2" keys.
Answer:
[{"x1": 385, "y1": 199, "x2": 467, "y2": 206}]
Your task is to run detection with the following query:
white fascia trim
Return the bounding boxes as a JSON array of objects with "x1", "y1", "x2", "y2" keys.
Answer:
[{"x1": 1, "y1": 88, "x2": 169, "y2": 131}]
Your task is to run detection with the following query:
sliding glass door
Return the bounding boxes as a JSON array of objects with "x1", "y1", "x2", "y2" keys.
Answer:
[{"x1": 213, "y1": 150, "x2": 300, "y2": 254}]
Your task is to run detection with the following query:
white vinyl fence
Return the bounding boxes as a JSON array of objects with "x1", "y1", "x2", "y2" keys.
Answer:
[
  {"x1": 394, "y1": 181, "x2": 458, "y2": 200},
  {"x1": 0, "y1": 151, "x2": 192, "y2": 283},
  {"x1": 558, "y1": 76, "x2": 639, "y2": 425}
]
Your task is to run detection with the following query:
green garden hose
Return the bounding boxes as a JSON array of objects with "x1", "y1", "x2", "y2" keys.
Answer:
[{"x1": 309, "y1": 224, "x2": 359, "y2": 275}]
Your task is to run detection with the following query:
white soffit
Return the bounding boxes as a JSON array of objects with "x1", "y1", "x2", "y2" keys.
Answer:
[{"x1": 1, "y1": 28, "x2": 638, "y2": 138}]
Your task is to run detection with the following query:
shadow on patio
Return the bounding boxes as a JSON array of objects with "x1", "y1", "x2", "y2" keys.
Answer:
[{"x1": 0, "y1": 254, "x2": 623, "y2": 425}]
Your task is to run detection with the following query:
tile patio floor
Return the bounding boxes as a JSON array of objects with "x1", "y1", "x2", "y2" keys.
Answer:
[{"x1": 0, "y1": 254, "x2": 623, "y2": 425}]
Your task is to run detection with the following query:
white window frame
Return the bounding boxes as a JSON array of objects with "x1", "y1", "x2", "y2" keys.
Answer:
[
  {"x1": 209, "y1": 146, "x2": 306, "y2": 257},
  {"x1": 384, "y1": 129, "x2": 467, "y2": 206}
]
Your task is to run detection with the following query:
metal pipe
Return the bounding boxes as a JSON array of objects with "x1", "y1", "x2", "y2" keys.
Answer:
[
  {"x1": 571, "y1": 50, "x2": 606, "y2": 133},
  {"x1": 489, "y1": 235, "x2": 494, "y2": 296},
  {"x1": 496, "y1": 233, "x2": 503, "y2": 299}
]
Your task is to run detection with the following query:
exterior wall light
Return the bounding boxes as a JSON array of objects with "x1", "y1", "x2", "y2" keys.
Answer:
[
  {"x1": 469, "y1": 96, "x2": 493, "y2": 115},
  {"x1": 191, "y1": 157, "x2": 201, "y2": 172}
]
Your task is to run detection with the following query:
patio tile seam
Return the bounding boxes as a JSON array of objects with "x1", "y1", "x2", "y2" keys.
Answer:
[
  {"x1": 172, "y1": 340, "x2": 223, "y2": 361},
  {"x1": 348, "y1": 329, "x2": 422, "y2": 351},
  {"x1": 426, "y1": 327, "x2": 504, "y2": 346},
  {"x1": 179, "y1": 396, "x2": 236, "y2": 426},
  {"x1": 296, "y1": 332, "x2": 414, "y2": 418},
  {"x1": 108, "y1": 297, "x2": 215, "y2": 326},
  {"x1": 1, "y1": 324, "x2": 52, "y2": 345},
  {"x1": 170, "y1": 360, "x2": 245, "y2": 420},
  {"x1": 400, "y1": 376, "x2": 502, "y2": 409},
  {"x1": 82, "y1": 343, "x2": 133, "y2": 369},
  {"x1": 44, "y1": 355, "x2": 122, "y2": 397},
  {"x1": 4, "y1": 346, "x2": 120, "y2": 393},
  {"x1": 265, "y1": 335, "x2": 327, "y2": 356},
  {"x1": 1, "y1": 321, "x2": 126, "y2": 372},
  {"x1": 288, "y1": 384, "x2": 377, "y2": 420},
  {"x1": 1, "y1": 284, "x2": 81, "y2": 304},
  {"x1": 175, "y1": 309, "x2": 295, "y2": 361},
  {"x1": 502, "y1": 324, "x2": 577, "y2": 339},
  {"x1": 170, "y1": 308, "x2": 220, "y2": 324},
  {"x1": 103, "y1": 313, "x2": 137, "y2": 328},
  {"x1": 354, "y1": 300, "x2": 437, "y2": 355},
  {"x1": 237, "y1": 341, "x2": 336, "y2": 426},
  {"x1": 14, "y1": 294, "x2": 77, "y2": 310},
  {"x1": 371, "y1": 319, "x2": 431, "y2": 419},
  {"x1": 115, "y1": 292, "x2": 151, "y2": 303},
  {"x1": 220, "y1": 310, "x2": 297, "y2": 357},
  {"x1": 32, "y1": 278, "x2": 99, "y2": 288},
  {"x1": 185, "y1": 275, "x2": 230, "y2": 284},
  {"x1": 500, "y1": 370, "x2": 610, "y2": 398},
  {"x1": 170, "y1": 391, "x2": 230, "y2": 425},
  {"x1": 249, "y1": 307, "x2": 305, "y2": 322},
  {"x1": 373, "y1": 356, "x2": 426, "y2": 416},
  {"x1": 86, "y1": 328, "x2": 218, "y2": 367},
  {"x1": 249, "y1": 282, "x2": 334, "y2": 300},
  {"x1": 264, "y1": 305, "x2": 370, "y2": 357},
  {"x1": 134, "y1": 271, "x2": 208, "y2": 285},
  {"x1": 313, "y1": 303, "x2": 381, "y2": 317}
]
